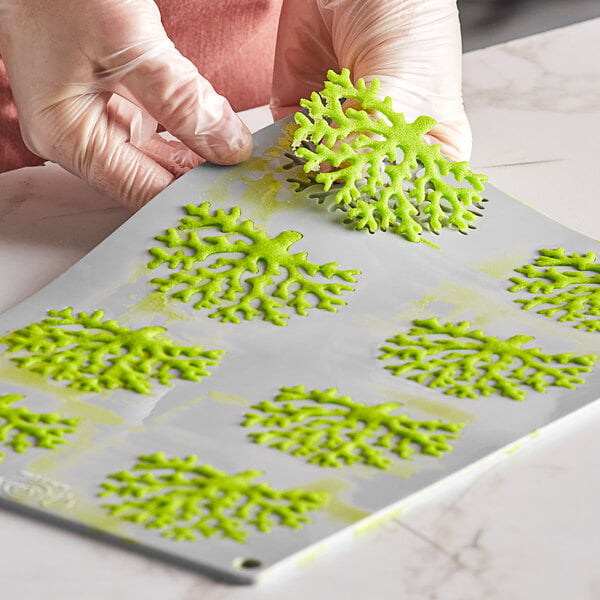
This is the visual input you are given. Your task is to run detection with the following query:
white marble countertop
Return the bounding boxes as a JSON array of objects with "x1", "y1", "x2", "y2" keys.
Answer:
[{"x1": 1, "y1": 18, "x2": 600, "y2": 599}]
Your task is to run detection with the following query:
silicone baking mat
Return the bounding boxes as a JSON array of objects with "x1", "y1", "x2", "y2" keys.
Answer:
[{"x1": 0, "y1": 117, "x2": 598, "y2": 583}]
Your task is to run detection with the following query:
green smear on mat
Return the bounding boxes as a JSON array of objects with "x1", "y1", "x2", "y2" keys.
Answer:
[
  {"x1": 208, "y1": 390, "x2": 250, "y2": 407},
  {"x1": 240, "y1": 173, "x2": 283, "y2": 222},
  {"x1": 377, "y1": 387, "x2": 477, "y2": 425},
  {"x1": 477, "y1": 249, "x2": 531, "y2": 280},
  {"x1": 120, "y1": 291, "x2": 190, "y2": 325},
  {"x1": 300, "y1": 478, "x2": 370, "y2": 525},
  {"x1": 353, "y1": 506, "x2": 405, "y2": 539}
]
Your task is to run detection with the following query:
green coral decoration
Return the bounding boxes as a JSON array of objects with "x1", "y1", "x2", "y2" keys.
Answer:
[
  {"x1": 0, "y1": 308, "x2": 223, "y2": 394},
  {"x1": 243, "y1": 385, "x2": 464, "y2": 469},
  {"x1": 99, "y1": 453, "x2": 327, "y2": 542},
  {"x1": 0, "y1": 394, "x2": 79, "y2": 463},
  {"x1": 379, "y1": 318, "x2": 597, "y2": 401},
  {"x1": 509, "y1": 248, "x2": 600, "y2": 333},
  {"x1": 291, "y1": 68, "x2": 488, "y2": 242},
  {"x1": 148, "y1": 202, "x2": 359, "y2": 326}
]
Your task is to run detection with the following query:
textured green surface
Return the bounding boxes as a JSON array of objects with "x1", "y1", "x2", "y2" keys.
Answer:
[
  {"x1": 291, "y1": 69, "x2": 488, "y2": 242},
  {"x1": 379, "y1": 318, "x2": 596, "y2": 401},
  {"x1": 99, "y1": 453, "x2": 327, "y2": 542},
  {"x1": 148, "y1": 202, "x2": 359, "y2": 326},
  {"x1": 509, "y1": 248, "x2": 600, "y2": 332},
  {"x1": 0, "y1": 394, "x2": 79, "y2": 463},
  {"x1": 244, "y1": 385, "x2": 464, "y2": 469},
  {"x1": 0, "y1": 308, "x2": 223, "y2": 394}
]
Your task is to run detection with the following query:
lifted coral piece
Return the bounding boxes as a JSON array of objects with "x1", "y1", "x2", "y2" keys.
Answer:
[
  {"x1": 99, "y1": 453, "x2": 327, "y2": 542},
  {"x1": 0, "y1": 308, "x2": 223, "y2": 394},
  {"x1": 291, "y1": 68, "x2": 488, "y2": 242},
  {"x1": 0, "y1": 394, "x2": 80, "y2": 463},
  {"x1": 379, "y1": 318, "x2": 596, "y2": 401},
  {"x1": 509, "y1": 247, "x2": 600, "y2": 332},
  {"x1": 148, "y1": 202, "x2": 359, "y2": 326},
  {"x1": 244, "y1": 385, "x2": 464, "y2": 469}
]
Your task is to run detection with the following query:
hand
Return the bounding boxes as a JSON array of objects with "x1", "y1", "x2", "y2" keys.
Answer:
[
  {"x1": 271, "y1": 0, "x2": 471, "y2": 161},
  {"x1": 0, "y1": 0, "x2": 253, "y2": 209}
]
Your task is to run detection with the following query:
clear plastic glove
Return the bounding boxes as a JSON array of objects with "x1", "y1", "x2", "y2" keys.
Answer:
[
  {"x1": 0, "y1": 0, "x2": 253, "y2": 209},
  {"x1": 271, "y1": 0, "x2": 471, "y2": 161}
]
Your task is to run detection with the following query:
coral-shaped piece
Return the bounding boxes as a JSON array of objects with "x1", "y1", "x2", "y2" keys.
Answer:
[
  {"x1": 99, "y1": 453, "x2": 327, "y2": 542},
  {"x1": 509, "y1": 248, "x2": 600, "y2": 333},
  {"x1": 379, "y1": 318, "x2": 597, "y2": 401},
  {"x1": 291, "y1": 68, "x2": 488, "y2": 242},
  {"x1": 148, "y1": 202, "x2": 359, "y2": 326},
  {"x1": 243, "y1": 385, "x2": 464, "y2": 469},
  {"x1": 0, "y1": 394, "x2": 80, "y2": 463},
  {"x1": 0, "y1": 308, "x2": 224, "y2": 394}
]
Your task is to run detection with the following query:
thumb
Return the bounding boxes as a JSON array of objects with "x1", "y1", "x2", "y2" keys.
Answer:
[
  {"x1": 40, "y1": 93, "x2": 175, "y2": 211},
  {"x1": 363, "y1": 74, "x2": 472, "y2": 162},
  {"x1": 108, "y1": 41, "x2": 253, "y2": 165}
]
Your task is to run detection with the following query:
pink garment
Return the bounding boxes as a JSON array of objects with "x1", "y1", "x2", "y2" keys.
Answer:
[{"x1": 0, "y1": 0, "x2": 282, "y2": 173}]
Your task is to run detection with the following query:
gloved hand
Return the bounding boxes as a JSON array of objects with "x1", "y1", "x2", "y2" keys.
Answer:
[
  {"x1": 0, "y1": 0, "x2": 253, "y2": 209},
  {"x1": 271, "y1": 0, "x2": 471, "y2": 162}
]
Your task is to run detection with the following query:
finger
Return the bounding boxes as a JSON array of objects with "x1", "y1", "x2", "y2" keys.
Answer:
[
  {"x1": 40, "y1": 94, "x2": 175, "y2": 210},
  {"x1": 271, "y1": 104, "x2": 302, "y2": 122},
  {"x1": 138, "y1": 134, "x2": 204, "y2": 178},
  {"x1": 107, "y1": 95, "x2": 157, "y2": 148},
  {"x1": 374, "y1": 75, "x2": 472, "y2": 161},
  {"x1": 270, "y1": 0, "x2": 339, "y2": 120},
  {"x1": 106, "y1": 93, "x2": 203, "y2": 175},
  {"x1": 425, "y1": 119, "x2": 473, "y2": 163},
  {"x1": 104, "y1": 41, "x2": 253, "y2": 165},
  {"x1": 85, "y1": 139, "x2": 175, "y2": 210}
]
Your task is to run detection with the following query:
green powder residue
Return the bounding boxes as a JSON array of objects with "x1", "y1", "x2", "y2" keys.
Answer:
[
  {"x1": 379, "y1": 318, "x2": 597, "y2": 401},
  {"x1": 296, "y1": 542, "x2": 328, "y2": 567},
  {"x1": 353, "y1": 505, "x2": 405, "y2": 539},
  {"x1": 299, "y1": 478, "x2": 370, "y2": 524},
  {"x1": 25, "y1": 412, "x2": 110, "y2": 481},
  {"x1": 290, "y1": 68, "x2": 488, "y2": 242},
  {"x1": 240, "y1": 172, "x2": 282, "y2": 222},
  {"x1": 377, "y1": 387, "x2": 477, "y2": 425},
  {"x1": 421, "y1": 238, "x2": 441, "y2": 250},
  {"x1": 120, "y1": 291, "x2": 189, "y2": 325},
  {"x1": 208, "y1": 390, "x2": 249, "y2": 406},
  {"x1": 128, "y1": 262, "x2": 150, "y2": 284},
  {"x1": 0, "y1": 308, "x2": 224, "y2": 394},
  {"x1": 148, "y1": 202, "x2": 360, "y2": 326},
  {"x1": 0, "y1": 394, "x2": 80, "y2": 463},
  {"x1": 99, "y1": 452, "x2": 328, "y2": 542},
  {"x1": 198, "y1": 121, "x2": 300, "y2": 224},
  {"x1": 477, "y1": 250, "x2": 530, "y2": 280},
  {"x1": 509, "y1": 247, "x2": 600, "y2": 333},
  {"x1": 0, "y1": 363, "x2": 124, "y2": 432},
  {"x1": 267, "y1": 121, "x2": 299, "y2": 159},
  {"x1": 0, "y1": 361, "x2": 82, "y2": 403},
  {"x1": 243, "y1": 385, "x2": 464, "y2": 469},
  {"x1": 504, "y1": 441, "x2": 523, "y2": 455}
]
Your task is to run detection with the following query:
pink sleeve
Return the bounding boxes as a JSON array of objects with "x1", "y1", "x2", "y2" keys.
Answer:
[
  {"x1": 0, "y1": 0, "x2": 282, "y2": 173},
  {"x1": 0, "y1": 60, "x2": 45, "y2": 172}
]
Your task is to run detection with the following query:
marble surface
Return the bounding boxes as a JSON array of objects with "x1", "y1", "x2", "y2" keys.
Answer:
[{"x1": 1, "y1": 19, "x2": 600, "y2": 599}]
